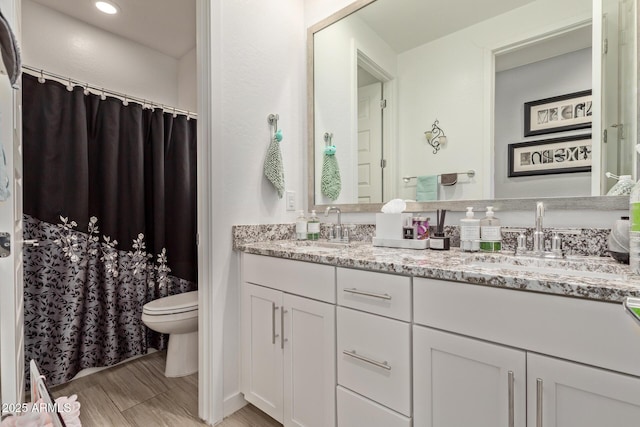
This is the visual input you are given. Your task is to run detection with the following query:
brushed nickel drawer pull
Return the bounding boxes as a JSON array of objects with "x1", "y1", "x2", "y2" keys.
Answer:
[
  {"x1": 536, "y1": 378, "x2": 543, "y2": 427},
  {"x1": 343, "y1": 350, "x2": 391, "y2": 371},
  {"x1": 272, "y1": 303, "x2": 279, "y2": 344},
  {"x1": 508, "y1": 371, "x2": 514, "y2": 427},
  {"x1": 343, "y1": 288, "x2": 392, "y2": 300},
  {"x1": 281, "y1": 308, "x2": 288, "y2": 349}
]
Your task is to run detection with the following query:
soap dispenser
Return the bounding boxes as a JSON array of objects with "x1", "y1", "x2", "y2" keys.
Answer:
[
  {"x1": 460, "y1": 207, "x2": 480, "y2": 252},
  {"x1": 296, "y1": 210, "x2": 307, "y2": 240},
  {"x1": 307, "y1": 210, "x2": 320, "y2": 241},
  {"x1": 480, "y1": 206, "x2": 501, "y2": 252}
]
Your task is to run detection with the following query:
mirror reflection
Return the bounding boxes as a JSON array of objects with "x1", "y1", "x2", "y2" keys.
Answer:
[{"x1": 312, "y1": 0, "x2": 637, "y2": 207}]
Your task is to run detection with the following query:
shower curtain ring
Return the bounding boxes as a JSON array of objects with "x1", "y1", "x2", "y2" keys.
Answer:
[
  {"x1": 66, "y1": 77, "x2": 73, "y2": 92},
  {"x1": 38, "y1": 70, "x2": 45, "y2": 84},
  {"x1": 186, "y1": 111, "x2": 191, "y2": 121},
  {"x1": 173, "y1": 107, "x2": 177, "y2": 118},
  {"x1": 123, "y1": 95, "x2": 128, "y2": 106},
  {"x1": 100, "y1": 88, "x2": 106, "y2": 101},
  {"x1": 83, "y1": 83, "x2": 89, "y2": 96}
]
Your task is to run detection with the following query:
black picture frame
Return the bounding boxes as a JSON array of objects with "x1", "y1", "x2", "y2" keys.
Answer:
[
  {"x1": 508, "y1": 134, "x2": 592, "y2": 177},
  {"x1": 524, "y1": 90, "x2": 592, "y2": 136}
]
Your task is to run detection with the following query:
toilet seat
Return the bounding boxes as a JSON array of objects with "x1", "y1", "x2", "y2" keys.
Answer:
[{"x1": 143, "y1": 291, "x2": 198, "y2": 316}]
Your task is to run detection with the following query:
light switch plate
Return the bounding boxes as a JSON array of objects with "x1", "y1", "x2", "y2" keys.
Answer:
[{"x1": 286, "y1": 191, "x2": 295, "y2": 211}]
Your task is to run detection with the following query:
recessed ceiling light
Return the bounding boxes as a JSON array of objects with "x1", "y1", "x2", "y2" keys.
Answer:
[{"x1": 95, "y1": 1, "x2": 119, "y2": 15}]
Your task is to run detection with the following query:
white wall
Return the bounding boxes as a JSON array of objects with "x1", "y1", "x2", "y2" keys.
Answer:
[
  {"x1": 178, "y1": 48, "x2": 198, "y2": 112},
  {"x1": 395, "y1": 0, "x2": 592, "y2": 202},
  {"x1": 205, "y1": 0, "x2": 308, "y2": 417},
  {"x1": 21, "y1": 0, "x2": 183, "y2": 108},
  {"x1": 314, "y1": 13, "x2": 397, "y2": 204},
  {"x1": 494, "y1": 48, "x2": 592, "y2": 199}
]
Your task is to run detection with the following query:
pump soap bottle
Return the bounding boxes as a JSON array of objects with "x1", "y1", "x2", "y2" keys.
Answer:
[
  {"x1": 307, "y1": 210, "x2": 320, "y2": 241},
  {"x1": 296, "y1": 210, "x2": 307, "y2": 240},
  {"x1": 480, "y1": 206, "x2": 501, "y2": 252},
  {"x1": 460, "y1": 207, "x2": 480, "y2": 252}
]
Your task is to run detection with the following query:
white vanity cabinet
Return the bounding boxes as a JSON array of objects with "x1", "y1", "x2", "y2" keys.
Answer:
[
  {"x1": 335, "y1": 268, "x2": 412, "y2": 426},
  {"x1": 527, "y1": 353, "x2": 640, "y2": 427},
  {"x1": 241, "y1": 254, "x2": 336, "y2": 427},
  {"x1": 413, "y1": 277, "x2": 640, "y2": 427},
  {"x1": 413, "y1": 326, "x2": 526, "y2": 427}
]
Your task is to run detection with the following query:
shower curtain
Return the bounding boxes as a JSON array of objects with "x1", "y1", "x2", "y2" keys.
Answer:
[{"x1": 21, "y1": 73, "x2": 197, "y2": 386}]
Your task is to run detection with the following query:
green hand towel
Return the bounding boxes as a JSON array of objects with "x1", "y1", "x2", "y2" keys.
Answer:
[
  {"x1": 416, "y1": 175, "x2": 438, "y2": 201},
  {"x1": 264, "y1": 138, "x2": 285, "y2": 198},
  {"x1": 321, "y1": 153, "x2": 341, "y2": 201}
]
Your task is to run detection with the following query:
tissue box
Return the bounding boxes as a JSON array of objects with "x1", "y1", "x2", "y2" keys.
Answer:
[{"x1": 375, "y1": 213, "x2": 413, "y2": 240}]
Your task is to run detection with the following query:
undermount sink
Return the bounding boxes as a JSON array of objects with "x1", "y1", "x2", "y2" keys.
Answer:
[
  {"x1": 464, "y1": 253, "x2": 628, "y2": 281},
  {"x1": 280, "y1": 240, "x2": 359, "y2": 251}
]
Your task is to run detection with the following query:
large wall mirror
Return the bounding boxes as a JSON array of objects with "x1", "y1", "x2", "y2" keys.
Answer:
[{"x1": 308, "y1": 0, "x2": 636, "y2": 212}]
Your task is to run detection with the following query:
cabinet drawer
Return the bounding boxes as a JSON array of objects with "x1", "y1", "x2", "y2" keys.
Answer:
[
  {"x1": 243, "y1": 253, "x2": 335, "y2": 303},
  {"x1": 337, "y1": 268, "x2": 411, "y2": 321},
  {"x1": 337, "y1": 386, "x2": 411, "y2": 427},
  {"x1": 337, "y1": 307, "x2": 411, "y2": 416},
  {"x1": 414, "y1": 277, "x2": 640, "y2": 377}
]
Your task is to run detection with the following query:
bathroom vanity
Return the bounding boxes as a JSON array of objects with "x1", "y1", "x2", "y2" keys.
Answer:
[{"x1": 238, "y1": 240, "x2": 640, "y2": 427}]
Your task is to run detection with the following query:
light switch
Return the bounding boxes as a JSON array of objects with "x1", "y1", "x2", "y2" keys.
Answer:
[{"x1": 286, "y1": 191, "x2": 295, "y2": 211}]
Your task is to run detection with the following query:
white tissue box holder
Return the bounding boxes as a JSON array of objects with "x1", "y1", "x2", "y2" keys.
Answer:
[{"x1": 375, "y1": 213, "x2": 413, "y2": 240}]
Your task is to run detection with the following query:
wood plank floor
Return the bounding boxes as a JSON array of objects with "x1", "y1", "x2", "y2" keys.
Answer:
[{"x1": 51, "y1": 352, "x2": 282, "y2": 427}]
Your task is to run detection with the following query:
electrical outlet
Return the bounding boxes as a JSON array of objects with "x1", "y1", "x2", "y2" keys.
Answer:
[{"x1": 286, "y1": 191, "x2": 295, "y2": 211}]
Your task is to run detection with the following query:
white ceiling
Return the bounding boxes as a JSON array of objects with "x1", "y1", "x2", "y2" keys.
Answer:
[
  {"x1": 357, "y1": 0, "x2": 537, "y2": 53},
  {"x1": 30, "y1": 0, "x2": 196, "y2": 59}
]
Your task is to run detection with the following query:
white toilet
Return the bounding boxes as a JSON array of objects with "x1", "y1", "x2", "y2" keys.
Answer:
[{"x1": 141, "y1": 290, "x2": 198, "y2": 377}]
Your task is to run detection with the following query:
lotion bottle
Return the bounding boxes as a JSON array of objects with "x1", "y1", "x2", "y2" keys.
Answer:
[
  {"x1": 296, "y1": 210, "x2": 307, "y2": 240},
  {"x1": 460, "y1": 207, "x2": 480, "y2": 252},
  {"x1": 480, "y1": 206, "x2": 501, "y2": 252}
]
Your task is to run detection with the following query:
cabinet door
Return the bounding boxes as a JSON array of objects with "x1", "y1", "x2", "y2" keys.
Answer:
[
  {"x1": 528, "y1": 353, "x2": 640, "y2": 427},
  {"x1": 241, "y1": 282, "x2": 284, "y2": 423},
  {"x1": 283, "y1": 293, "x2": 336, "y2": 427},
  {"x1": 414, "y1": 326, "x2": 526, "y2": 427}
]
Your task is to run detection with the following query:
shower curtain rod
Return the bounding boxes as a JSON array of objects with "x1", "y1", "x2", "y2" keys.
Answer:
[{"x1": 22, "y1": 65, "x2": 198, "y2": 118}]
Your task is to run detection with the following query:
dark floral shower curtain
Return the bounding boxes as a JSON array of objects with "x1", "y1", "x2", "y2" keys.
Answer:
[{"x1": 21, "y1": 73, "x2": 197, "y2": 386}]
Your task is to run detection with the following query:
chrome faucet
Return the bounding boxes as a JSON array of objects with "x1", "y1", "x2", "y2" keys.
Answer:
[
  {"x1": 511, "y1": 201, "x2": 579, "y2": 258},
  {"x1": 533, "y1": 201, "x2": 545, "y2": 255},
  {"x1": 324, "y1": 206, "x2": 348, "y2": 242}
]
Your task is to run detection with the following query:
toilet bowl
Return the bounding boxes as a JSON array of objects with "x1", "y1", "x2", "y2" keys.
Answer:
[{"x1": 141, "y1": 290, "x2": 198, "y2": 377}]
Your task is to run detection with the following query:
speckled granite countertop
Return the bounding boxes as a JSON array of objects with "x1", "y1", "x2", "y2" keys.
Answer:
[{"x1": 236, "y1": 240, "x2": 640, "y2": 303}]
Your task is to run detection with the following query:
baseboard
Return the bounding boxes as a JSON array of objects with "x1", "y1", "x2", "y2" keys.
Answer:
[{"x1": 223, "y1": 392, "x2": 247, "y2": 418}]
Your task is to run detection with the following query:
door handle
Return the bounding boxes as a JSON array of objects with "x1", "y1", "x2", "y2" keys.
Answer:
[
  {"x1": 281, "y1": 308, "x2": 288, "y2": 349},
  {"x1": 536, "y1": 378, "x2": 543, "y2": 427},
  {"x1": 23, "y1": 239, "x2": 39, "y2": 248},
  {"x1": 508, "y1": 371, "x2": 514, "y2": 427},
  {"x1": 342, "y1": 288, "x2": 392, "y2": 300},
  {"x1": 272, "y1": 303, "x2": 279, "y2": 344},
  {"x1": 342, "y1": 349, "x2": 391, "y2": 370}
]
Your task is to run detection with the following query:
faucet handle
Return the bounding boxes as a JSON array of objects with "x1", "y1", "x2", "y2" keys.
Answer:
[
  {"x1": 550, "y1": 229, "x2": 580, "y2": 257},
  {"x1": 503, "y1": 228, "x2": 527, "y2": 254}
]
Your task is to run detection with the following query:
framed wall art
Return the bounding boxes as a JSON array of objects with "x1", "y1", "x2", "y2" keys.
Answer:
[
  {"x1": 524, "y1": 90, "x2": 592, "y2": 136},
  {"x1": 508, "y1": 134, "x2": 592, "y2": 177}
]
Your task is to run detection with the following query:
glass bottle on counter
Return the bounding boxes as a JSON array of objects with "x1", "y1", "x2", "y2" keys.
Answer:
[{"x1": 307, "y1": 210, "x2": 320, "y2": 241}]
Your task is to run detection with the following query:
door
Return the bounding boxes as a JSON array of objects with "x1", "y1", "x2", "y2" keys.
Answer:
[
  {"x1": 0, "y1": 0, "x2": 23, "y2": 406},
  {"x1": 413, "y1": 326, "x2": 526, "y2": 427},
  {"x1": 601, "y1": 0, "x2": 637, "y2": 191},
  {"x1": 283, "y1": 293, "x2": 335, "y2": 427},
  {"x1": 357, "y1": 82, "x2": 383, "y2": 203},
  {"x1": 241, "y1": 283, "x2": 284, "y2": 423},
  {"x1": 528, "y1": 353, "x2": 640, "y2": 427}
]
